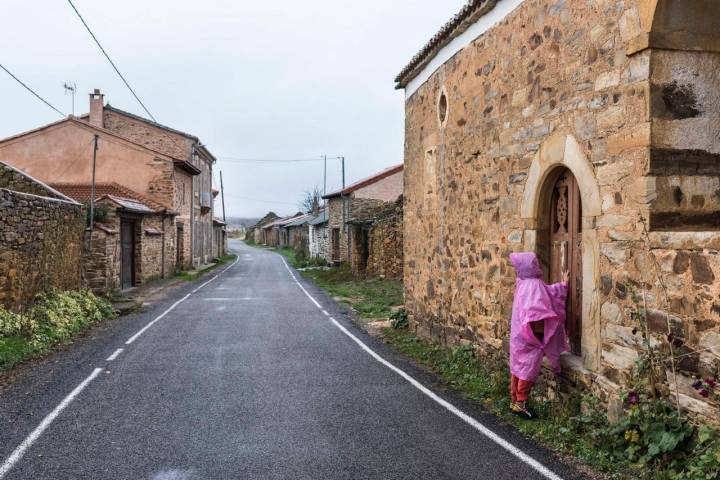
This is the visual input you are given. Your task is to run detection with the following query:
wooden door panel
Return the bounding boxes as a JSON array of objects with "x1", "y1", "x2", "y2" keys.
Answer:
[{"x1": 548, "y1": 170, "x2": 582, "y2": 355}]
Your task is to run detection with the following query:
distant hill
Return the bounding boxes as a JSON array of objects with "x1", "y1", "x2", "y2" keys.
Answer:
[{"x1": 225, "y1": 217, "x2": 261, "y2": 228}]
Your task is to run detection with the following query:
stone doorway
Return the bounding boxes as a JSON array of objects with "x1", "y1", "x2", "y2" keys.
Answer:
[
  {"x1": 521, "y1": 134, "x2": 602, "y2": 369},
  {"x1": 120, "y1": 219, "x2": 136, "y2": 289},
  {"x1": 547, "y1": 168, "x2": 583, "y2": 355}
]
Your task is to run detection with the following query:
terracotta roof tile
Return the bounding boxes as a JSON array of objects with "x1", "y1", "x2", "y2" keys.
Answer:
[
  {"x1": 50, "y1": 182, "x2": 166, "y2": 212},
  {"x1": 323, "y1": 164, "x2": 403, "y2": 199},
  {"x1": 395, "y1": 0, "x2": 497, "y2": 89}
]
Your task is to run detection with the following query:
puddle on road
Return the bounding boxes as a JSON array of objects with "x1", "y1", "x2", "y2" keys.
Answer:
[{"x1": 150, "y1": 469, "x2": 198, "y2": 480}]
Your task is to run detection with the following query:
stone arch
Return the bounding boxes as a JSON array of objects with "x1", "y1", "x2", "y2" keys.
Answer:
[
  {"x1": 630, "y1": 0, "x2": 720, "y2": 54},
  {"x1": 520, "y1": 133, "x2": 602, "y2": 370}
]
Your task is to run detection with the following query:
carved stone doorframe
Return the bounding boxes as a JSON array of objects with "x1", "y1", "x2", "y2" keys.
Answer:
[{"x1": 520, "y1": 134, "x2": 602, "y2": 370}]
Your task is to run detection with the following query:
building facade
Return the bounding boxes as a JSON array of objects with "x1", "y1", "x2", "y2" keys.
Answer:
[
  {"x1": 82, "y1": 91, "x2": 218, "y2": 268},
  {"x1": 0, "y1": 97, "x2": 200, "y2": 289},
  {"x1": 323, "y1": 164, "x2": 403, "y2": 269},
  {"x1": 397, "y1": 0, "x2": 720, "y2": 417}
]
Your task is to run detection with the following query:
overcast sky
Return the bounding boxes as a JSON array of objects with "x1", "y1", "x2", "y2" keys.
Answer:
[{"x1": 0, "y1": 0, "x2": 466, "y2": 218}]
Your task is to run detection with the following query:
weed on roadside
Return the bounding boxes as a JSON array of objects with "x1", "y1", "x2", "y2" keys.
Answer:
[
  {"x1": 0, "y1": 289, "x2": 116, "y2": 370},
  {"x1": 382, "y1": 328, "x2": 720, "y2": 480}
]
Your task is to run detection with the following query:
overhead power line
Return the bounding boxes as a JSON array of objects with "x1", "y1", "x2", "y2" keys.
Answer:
[
  {"x1": 218, "y1": 156, "x2": 325, "y2": 164},
  {"x1": 0, "y1": 64, "x2": 65, "y2": 117},
  {"x1": 223, "y1": 195, "x2": 298, "y2": 206},
  {"x1": 66, "y1": 0, "x2": 157, "y2": 122}
]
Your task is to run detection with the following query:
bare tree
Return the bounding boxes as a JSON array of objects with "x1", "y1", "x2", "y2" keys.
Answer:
[{"x1": 298, "y1": 186, "x2": 323, "y2": 214}]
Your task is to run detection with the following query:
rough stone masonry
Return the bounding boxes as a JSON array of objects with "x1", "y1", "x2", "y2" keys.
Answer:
[
  {"x1": 0, "y1": 161, "x2": 84, "y2": 309},
  {"x1": 397, "y1": 0, "x2": 720, "y2": 419}
]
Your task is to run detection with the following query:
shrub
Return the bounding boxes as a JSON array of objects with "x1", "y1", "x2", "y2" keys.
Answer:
[
  {"x1": 0, "y1": 289, "x2": 115, "y2": 367},
  {"x1": 390, "y1": 308, "x2": 408, "y2": 329}
]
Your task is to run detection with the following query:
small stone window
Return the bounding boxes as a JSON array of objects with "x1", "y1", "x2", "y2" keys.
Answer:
[{"x1": 438, "y1": 89, "x2": 448, "y2": 126}]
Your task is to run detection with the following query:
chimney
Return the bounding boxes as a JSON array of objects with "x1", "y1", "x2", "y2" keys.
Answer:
[{"x1": 89, "y1": 89, "x2": 104, "y2": 128}]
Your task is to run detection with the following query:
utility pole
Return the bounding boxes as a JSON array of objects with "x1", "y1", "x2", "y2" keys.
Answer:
[
  {"x1": 89, "y1": 134, "x2": 99, "y2": 231},
  {"x1": 340, "y1": 156, "x2": 345, "y2": 189},
  {"x1": 323, "y1": 154, "x2": 327, "y2": 205},
  {"x1": 219, "y1": 170, "x2": 226, "y2": 223}
]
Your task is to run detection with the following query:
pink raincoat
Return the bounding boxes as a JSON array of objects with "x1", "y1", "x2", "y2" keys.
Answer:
[{"x1": 509, "y1": 252, "x2": 569, "y2": 382}]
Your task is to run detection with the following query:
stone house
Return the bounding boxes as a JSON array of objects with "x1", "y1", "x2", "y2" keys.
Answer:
[
  {"x1": 0, "y1": 161, "x2": 85, "y2": 309},
  {"x1": 79, "y1": 90, "x2": 217, "y2": 268},
  {"x1": 261, "y1": 214, "x2": 304, "y2": 247},
  {"x1": 212, "y1": 218, "x2": 227, "y2": 258},
  {"x1": 249, "y1": 212, "x2": 279, "y2": 244},
  {"x1": 322, "y1": 164, "x2": 403, "y2": 269},
  {"x1": 365, "y1": 196, "x2": 404, "y2": 280},
  {"x1": 397, "y1": 0, "x2": 720, "y2": 417},
  {"x1": 51, "y1": 183, "x2": 175, "y2": 292},
  {"x1": 309, "y1": 209, "x2": 330, "y2": 262},
  {"x1": 285, "y1": 213, "x2": 314, "y2": 255},
  {"x1": 0, "y1": 114, "x2": 197, "y2": 289}
]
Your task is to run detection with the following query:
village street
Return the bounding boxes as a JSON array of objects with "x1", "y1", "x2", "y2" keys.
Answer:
[{"x1": 0, "y1": 240, "x2": 584, "y2": 480}]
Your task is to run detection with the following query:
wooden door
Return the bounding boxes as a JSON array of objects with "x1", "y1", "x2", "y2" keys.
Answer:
[
  {"x1": 176, "y1": 225, "x2": 184, "y2": 271},
  {"x1": 120, "y1": 220, "x2": 135, "y2": 289},
  {"x1": 548, "y1": 169, "x2": 582, "y2": 355},
  {"x1": 332, "y1": 228, "x2": 340, "y2": 261}
]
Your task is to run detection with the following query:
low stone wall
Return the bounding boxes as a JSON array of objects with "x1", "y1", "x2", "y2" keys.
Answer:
[
  {"x1": 0, "y1": 188, "x2": 85, "y2": 309},
  {"x1": 366, "y1": 197, "x2": 403, "y2": 280}
]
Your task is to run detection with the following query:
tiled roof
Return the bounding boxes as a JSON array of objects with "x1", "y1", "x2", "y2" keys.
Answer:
[
  {"x1": 395, "y1": 0, "x2": 496, "y2": 89},
  {"x1": 285, "y1": 213, "x2": 315, "y2": 227},
  {"x1": 50, "y1": 182, "x2": 165, "y2": 213},
  {"x1": 323, "y1": 164, "x2": 403, "y2": 199},
  {"x1": 308, "y1": 209, "x2": 328, "y2": 226}
]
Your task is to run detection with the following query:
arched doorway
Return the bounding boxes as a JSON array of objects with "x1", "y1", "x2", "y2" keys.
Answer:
[
  {"x1": 546, "y1": 168, "x2": 582, "y2": 355},
  {"x1": 521, "y1": 133, "x2": 602, "y2": 368}
]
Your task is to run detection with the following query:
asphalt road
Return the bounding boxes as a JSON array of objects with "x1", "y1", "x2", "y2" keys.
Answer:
[{"x1": 0, "y1": 240, "x2": 588, "y2": 480}]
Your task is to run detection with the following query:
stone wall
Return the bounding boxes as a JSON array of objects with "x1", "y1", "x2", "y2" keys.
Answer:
[
  {"x1": 402, "y1": 0, "x2": 720, "y2": 418},
  {"x1": 326, "y1": 197, "x2": 348, "y2": 261},
  {"x1": 366, "y1": 197, "x2": 404, "y2": 280},
  {"x1": 0, "y1": 163, "x2": 85, "y2": 309}
]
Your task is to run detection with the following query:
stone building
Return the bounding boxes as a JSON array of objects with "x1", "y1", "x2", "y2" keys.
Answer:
[
  {"x1": 365, "y1": 196, "x2": 404, "y2": 280},
  {"x1": 309, "y1": 209, "x2": 330, "y2": 262},
  {"x1": 0, "y1": 114, "x2": 196, "y2": 288},
  {"x1": 397, "y1": 0, "x2": 720, "y2": 417},
  {"x1": 0, "y1": 161, "x2": 85, "y2": 309},
  {"x1": 80, "y1": 91, "x2": 217, "y2": 268},
  {"x1": 212, "y1": 218, "x2": 227, "y2": 258},
  {"x1": 322, "y1": 164, "x2": 403, "y2": 267},
  {"x1": 52, "y1": 183, "x2": 175, "y2": 293},
  {"x1": 249, "y1": 212, "x2": 279, "y2": 244}
]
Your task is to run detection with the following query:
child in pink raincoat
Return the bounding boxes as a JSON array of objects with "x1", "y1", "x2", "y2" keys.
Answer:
[{"x1": 508, "y1": 252, "x2": 569, "y2": 419}]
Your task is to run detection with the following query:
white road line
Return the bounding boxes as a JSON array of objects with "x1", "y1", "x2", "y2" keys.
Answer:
[
  {"x1": 0, "y1": 368, "x2": 103, "y2": 479},
  {"x1": 278, "y1": 256, "x2": 564, "y2": 480},
  {"x1": 125, "y1": 257, "x2": 239, "y2": 345},
  {"x1": 321, "y1": 310, "x2": 330, "y2": 316},
  {"x1": 106, "y1": 348, "x2": 124, "y2": 362},
  {"x1": 0, "y1": 256, "x2": 242, "y2": 480}
]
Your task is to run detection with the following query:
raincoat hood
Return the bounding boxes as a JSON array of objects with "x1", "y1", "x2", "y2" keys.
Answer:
[{"x1": 508, "y1": 252, "x2": 569, "y2": 382}]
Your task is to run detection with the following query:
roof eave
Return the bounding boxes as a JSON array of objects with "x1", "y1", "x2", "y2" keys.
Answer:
[{"x1": 174, "y1": 160, "x2": 202, "y2": 176}]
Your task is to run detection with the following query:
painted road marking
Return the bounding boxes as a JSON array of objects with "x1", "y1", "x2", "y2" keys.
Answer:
[
  {"x1": 278, "y1": 256, "x2": 564, "y2": 480},
  {"x1": 0, "y1": 256, "x2": 241, "y2": 480},
  {"x1": 0, "y1": 368, "x2": 103, "y2": 479},
  {"x1": 106, "y1": 348, "x2": 124, "y2": 362},
  {"x1": 126, "y1": 257, "x2": 239, "y2": 345}
]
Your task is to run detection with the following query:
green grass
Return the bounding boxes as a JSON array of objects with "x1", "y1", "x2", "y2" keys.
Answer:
[
  {"x1": 271, "y1": 246, "x2": 403, "y2": 319},
  {"x1": 176, "y1": 254, "x2": 238, "y2": 281},
  {"x1": 302, "y1": 265, "x2": 403, "y2": 318},
  {"x1": 382, "y1": 328, "x2": 720, "y2": 480},
  {"x1": 0, "y1": 289, "x2": 116, "y2": 371},
  {"x1": 0, "y1": 336, "x2": 35, "y2": 369}
]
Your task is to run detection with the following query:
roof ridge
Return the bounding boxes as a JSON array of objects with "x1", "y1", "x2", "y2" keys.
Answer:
[
  {"x1": 395, "y1": 0, "x2": 497, "y2": 88},
  {"x1": 323, "y1": 163, "x2": 403, "y2": 199}
]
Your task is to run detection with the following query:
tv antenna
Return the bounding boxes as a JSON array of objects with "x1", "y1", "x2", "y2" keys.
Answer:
[{"x1": 63, "y1": 82, "x2": 77, "y2": 115}]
